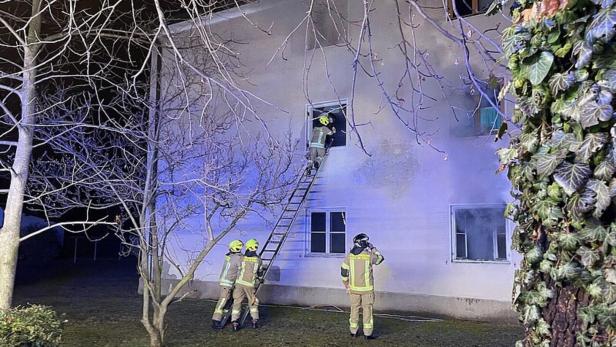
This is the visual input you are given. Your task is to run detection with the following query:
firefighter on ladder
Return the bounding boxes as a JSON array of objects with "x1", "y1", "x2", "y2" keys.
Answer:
[
  {"x1": 211, "y1": 239, "x2": 244, "y2": 329},
  {"x1": 231, "y1": 238, "x2": 264, "y2": 331},
  {"x1": 341, "y1": 233, "x2": 385, "y2": 340},
  {"x1": 306, "y1": 113, "x2": 336, "y2": 176}
]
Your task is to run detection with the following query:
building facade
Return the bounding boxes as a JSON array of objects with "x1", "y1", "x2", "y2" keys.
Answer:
[{"x1": 157, "y1": 0, "x2": 520, "y2": 320}]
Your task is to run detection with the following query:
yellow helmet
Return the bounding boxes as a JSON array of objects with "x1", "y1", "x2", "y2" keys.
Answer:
[
  {"x1": 246, "y1": 238, "x2": 259, "y2": 252},
  {"x1": 318, "y1": 114, "x2": 330, "y2": 126},
  {"x1": 229, "y1": 240, "x2": 243, "y2": 252}
]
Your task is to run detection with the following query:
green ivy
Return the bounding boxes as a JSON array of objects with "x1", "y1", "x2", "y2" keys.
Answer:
[{"x1": 494, "y1": 0, "x2": 616, "y2": 343}]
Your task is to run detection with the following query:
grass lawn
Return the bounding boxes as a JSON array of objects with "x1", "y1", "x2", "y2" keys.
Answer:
[{"x1": 13, "y1": 259, "x2": 522, "y2": 346}]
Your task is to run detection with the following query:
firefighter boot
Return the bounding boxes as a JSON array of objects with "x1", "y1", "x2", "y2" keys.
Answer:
[
  {"x1": 211, "y1": 320, "x2": 221, "y2": 330},
  {"x1": 252, "y1": 320, "x2": 259, "y2": 329},
  {"x1": 232, "y1": 321, "x2": 240, "y2": 332}
]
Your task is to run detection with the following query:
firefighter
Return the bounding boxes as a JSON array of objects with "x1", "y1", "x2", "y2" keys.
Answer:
[
  {"x1": 306, "y1": 113, "x2": 336, "y2": 175},
  {"x1": 211, "y1": 239, "x2": 244, "y2": 329},
  {"x1": 341, "y1": 233, "x2": 385, "y2": 339},
  {"x1": 231, "y1": 238, "x2": 264, "y2": 331}
]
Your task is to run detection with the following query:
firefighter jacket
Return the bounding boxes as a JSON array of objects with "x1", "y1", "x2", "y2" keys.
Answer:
[
  {"x1": 218, "y1": 252, "x2": 242, "y2": 287},
  {"x1": 341, "y1": 246, "x2": 384, "y2": 293},
  {"x1": 236, "y1": 251, "x2": 264, "y2": 288},
  {"x1": 310, "y1": 125, "x2": 334, "y2": 149}
]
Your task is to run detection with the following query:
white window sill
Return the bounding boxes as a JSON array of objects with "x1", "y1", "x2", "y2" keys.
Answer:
[
  {"x1": 305, "y1": 253, "x2": 346, "y2": 258},
  {"x1": 452, "y1": 259, "x2": 510, "y2": 264}
]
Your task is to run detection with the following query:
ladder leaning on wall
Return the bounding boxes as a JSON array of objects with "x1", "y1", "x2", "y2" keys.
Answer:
[{"x1": 219, "y1": 153, "x2": 328, "y2": 328}]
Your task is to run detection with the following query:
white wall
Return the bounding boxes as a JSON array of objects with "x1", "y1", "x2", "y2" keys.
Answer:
[{"x1": 160, "y1": 0, "x2": 520, "y2": 307}]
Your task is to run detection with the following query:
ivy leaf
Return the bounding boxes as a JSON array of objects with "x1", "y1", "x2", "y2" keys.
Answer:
[
  {"x1": 588, "y1": 179, "x2": 611, "y2": 218},
  {"x1": 605, "y1": 268, "x2": 616, "y2": 284},
  {"x1": 550, "y1": 130, "x2": 581, "y2": 152},
  {"x1": 554, "y1": 161, "x2": 592, "y2": 195},
  {"x1": 523, "y1": 305, "x2": 541, "y2": 324},
  {"x1": 577, "y1": 246, "x2": 601, "y2": 268},
  {"x1": 580, "y1": 224, "x2": 608, "y2": 242},
  {"x1": 497, "y1": 147, "x2": 517, "y2": 165},
  {"x1": 559, "y1": 232, "x2": 580, "y2": 250},
  {"x1": 574, "y1": 42, "x2": 593, "y2": 69},
  {"x1": 503, "y1": 26, "x2": 531, "y2": 57},
  {"x1": 598, "y1": 69, "x2": 616, "y2": 93},
  {"x1": 610, "y1": 178, "x2": 616, "y2": 197},
  {"x1": 520, "y1": 130, "x2": 539, "y2": 152},
  {"x1": 549, "y1": 72, "x2": 575, "y2": 95},
  {"x1": 605, "y1": 231, "x2": 616, "y2": 247},
  {"x1": 529, "y1": 52, "x2": 554, "y2": 85},
  {"x1": 576, "y1": 102, "x2": 610, "y2": 128},
  {"x1": 594, "y1": 160, "x2": 615, "y2": 180},
  {"x1": 577, "y1": 133, "x2": 608, "y2": 162},
  {"x1": 585, "y1": 8, "x2": 616, "y2": 44},
  {"x1": 533, "y1": 147, "x2": 565, "y2": 176},
  {"x1": 568, "y1": 187, "x2": 597, "y2": 217}
]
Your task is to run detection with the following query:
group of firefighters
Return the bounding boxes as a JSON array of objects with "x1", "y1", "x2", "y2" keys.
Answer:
[
  {"x1": 210, "y1": 112, "x2": 384, "y2": 339},
  {"x1": 210, "y1": 233, "x2": 384, "y2": 339}
]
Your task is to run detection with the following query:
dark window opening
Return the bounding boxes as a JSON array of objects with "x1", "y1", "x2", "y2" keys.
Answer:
[
  {"x1": 448, "y1": 0, "x2": 492, "y2": 18},
  {"x1": 310, "y1": 104, "x2": 346, "y2": 147},
  {"x1": 452, "y1": 205, "x2": 507, "y2": 261}
]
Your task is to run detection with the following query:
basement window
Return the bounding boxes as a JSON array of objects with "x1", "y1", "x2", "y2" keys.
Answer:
[
  {"x1": 308, "y1": 102, "x2": 347, "y2": 148},
  {"x1": 451, "y1": 204, "x2": 508, "y2": 262},
  {"x1": 309, "y1": 210, "x2": 346, "y2": 255}
]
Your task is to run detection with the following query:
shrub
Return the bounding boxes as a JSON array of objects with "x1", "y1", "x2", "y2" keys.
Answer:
[{"x1": 0, "y1": 305, "x2": 63, "y2": 347}]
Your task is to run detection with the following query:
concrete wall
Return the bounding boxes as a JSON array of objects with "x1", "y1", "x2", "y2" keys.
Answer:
[{"x1": 158, "y1": 0, "x2": 520, "y2": 319}]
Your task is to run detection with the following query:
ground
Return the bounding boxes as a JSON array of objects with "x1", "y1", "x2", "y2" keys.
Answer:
[{"x1": 13, "y1": 258, "x2": 523, "y2": 346}]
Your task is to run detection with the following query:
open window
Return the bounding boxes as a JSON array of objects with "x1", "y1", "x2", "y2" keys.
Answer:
[
  {"x1": 451, "y1": 204, "x2": 508, "y2": 262},
  {"x1": 447, "y1": 0, "x2": 493, "y2": 18},
  {"x1": 307, "y1": 102, "x2": 347, "y2": 148}
]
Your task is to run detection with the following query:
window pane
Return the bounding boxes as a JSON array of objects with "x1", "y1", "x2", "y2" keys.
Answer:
[
  {"x1": 311, "y1": 232, "x2": 326, "y2": 253},
  {"x1": 456, "y1": 233, "x2": 467, "y2": 259},
  {"x1": 453, "y1": 0, "x2": 473, "y2": 16},
  {"x1": 454, "y1": 207, "x2": 505, "y2": 261},
  {"x1": 497, "y1": 233, "x2": 507, "y2": 260},
  {"x1": 311, "y1": 212, "x2": 326, "y2": 232},
  {"x1": 330, "y1": 212, "x2": 346, "y2": 232},
  {"x1": 330, "y1": 233, "x2": 345, "y2": 253}
]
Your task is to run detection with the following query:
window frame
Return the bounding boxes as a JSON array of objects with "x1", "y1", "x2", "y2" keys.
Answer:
[
  {"x1": 450, "y1": 203, "x2": 510, "y2": 264},
  {"x1": 446, "y1": 0, "x2": 488, "y2": 18},
  {"x1": 306, "y1": 100, "x2": 348, "y2": 149},
  {"x1": 306, "y1": 208, "x2": 347, "y2": 257}
]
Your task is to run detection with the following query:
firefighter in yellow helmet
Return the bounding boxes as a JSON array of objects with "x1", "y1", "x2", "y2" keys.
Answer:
[
  {"x1": 306, "y1": 113, "x2": 336, "y2": 175},
  {"x1": 211, "y1": 239, "x2": 243, "y2": 329},
  {"x1": 341, "y1": 233, "x2": 384, "y2": 339},
  {"x1": 231, "y1": 238, "x2": 264, "y2": 330}
]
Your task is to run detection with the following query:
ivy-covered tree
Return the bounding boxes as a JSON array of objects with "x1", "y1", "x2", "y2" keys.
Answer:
[{"x1": 495, "y1": 0, "x2": 616, "y2": 344}]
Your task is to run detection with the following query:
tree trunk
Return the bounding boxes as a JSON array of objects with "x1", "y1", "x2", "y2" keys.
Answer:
[
  {"x1": 0, "y1": 0, "x2": 42, "y2": 310},
  {"x1": 543, "y1": 283, "x2": 589, "y2": 347}
]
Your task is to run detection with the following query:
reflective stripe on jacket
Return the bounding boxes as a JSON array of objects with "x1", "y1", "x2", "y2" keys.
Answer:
[
  {"x1": 236, "y1": 254, "x2": 263, "y2": 288},
  {"x1": 341, "y1": 247, "x2": 384, "y2": 292},
  {"x1": 218, "y1": 253, "x2": 242, "y2": 287},
  {"x1": 310, "y1": 126, "x2": 333, "y2": 148}
]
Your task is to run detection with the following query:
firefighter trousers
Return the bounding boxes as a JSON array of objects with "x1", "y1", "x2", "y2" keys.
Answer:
[
  {"x1": 349, "y1": 291, "x2": 375, "y2": 336},
  {"x1": 308, "y1": 147, "x2": 326, "y2": 170},
  {"x1": 212, "y1": 286, "x2": 232, "y2": 321},
  {"x1": 231, "y1": 284, "x2": 259, "y2": 321}
]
